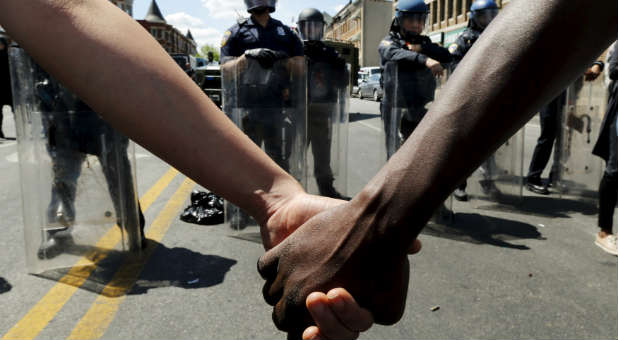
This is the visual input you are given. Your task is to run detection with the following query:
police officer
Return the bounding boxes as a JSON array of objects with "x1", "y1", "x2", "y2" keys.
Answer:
[
  {"x1": 33, "y1": 63, "x2": 146, "y2": 257},
  {"x1": 220, "y1": 0, "x2": 304, "y2": 172},
  {"x1": 524, "y1": 62, "x2": 605, "y2": 196},
  {"x1": 297, "y1": 8, "x2": 349, "y2": 200},
  {"x1": 449, "y1": 0, "x2": 498, "y2": 69},
  {"x1": 449, "y1": 0, "x2": 499, "y2": 201},
  {"x1": 379, "y1": 0, "x2": 452, "y2": 159}
]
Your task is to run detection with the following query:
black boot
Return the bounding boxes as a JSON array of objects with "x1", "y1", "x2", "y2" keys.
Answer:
[{"x1": 525, "y1": 177, "x2": 549, "y2": 195}]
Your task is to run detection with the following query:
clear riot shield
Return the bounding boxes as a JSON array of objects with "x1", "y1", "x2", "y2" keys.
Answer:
[
  {"x1": 9, "y1": 48, "x2": 143, "y2": 276},
  {"x1": 222, "y1": 57, "x2": 307, "y2": 230},
  {"x1": 381, "y1": 61, "x2": 452, "y2": 223},
  {"x1": 465, "y1": 129, "x2": 525, "y2": 205},
  {"x1": 554, "y1": 76, "x2": 606, "y2": 198},
  {"x1": 306, "y1": 60, "x2": 349, "y2": 198}
]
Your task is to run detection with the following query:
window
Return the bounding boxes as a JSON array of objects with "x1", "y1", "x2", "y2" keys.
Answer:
[
  {"x1": 456, "y1": 0, "x2": 463, "y2": 16},
  {"x1": 439, "y1": 0, "x2": 445, "y2": 22},
  {"x1": 431, "y1": 2, "x2": 437, "y2": 25},
  {"x1": 447, "y1": 0, "x2": 453, "y2": 19}
]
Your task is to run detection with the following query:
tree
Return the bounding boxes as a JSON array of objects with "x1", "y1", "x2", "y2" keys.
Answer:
[{"x1": 199, "y1": 44, "x2": 220, "y2": 61}]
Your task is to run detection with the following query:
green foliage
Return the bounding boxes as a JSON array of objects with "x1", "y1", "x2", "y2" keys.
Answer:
[{"x1": 198, "y1": 44, "x2": 220, "y2": 61}]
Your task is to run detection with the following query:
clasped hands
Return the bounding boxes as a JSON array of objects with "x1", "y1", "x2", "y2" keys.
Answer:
[{"x1": 257, "y1": 190, "x2": 421, "y2": 339}]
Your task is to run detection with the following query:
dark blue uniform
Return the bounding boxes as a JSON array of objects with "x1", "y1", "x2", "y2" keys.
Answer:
[
  {"x1": 448, "y1": 27, "x2": 482, "y2": 70},
  {"x1": 220, "y1": 17, "x2": 303, "y2": 61},
  {"x1": 32, "y1": 63, "x2": 145, "y2": 252},
  {"x1": 220, "y1": 17, "x2": 304, "y2": 173},
  {"x1": 448, "y1": 26, "x2": 495, "y2": 195},
  {"x1": 378, "y1": 29, "x2": 452, "y2": 157},
  {"x1": 305, "y1": 42, "x2": 348, "y2": 197}
]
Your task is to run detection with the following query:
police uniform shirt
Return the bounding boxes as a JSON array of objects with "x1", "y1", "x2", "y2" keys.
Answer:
[
  {"x1": 220, "y1": 17, "x2": 304, "y2": 59},
  {"x1": 305, "y1": 42, "x2": 346, "y2": 103},
  {"x1": 378, "y1": 31, "x2": 453, "y2": 68},
  {"x1": 448, "y1": 27, "x2": 482, "y2": 69},
  {"x1": 379, "y1": 31, "x2": 452, "y2": 111}
]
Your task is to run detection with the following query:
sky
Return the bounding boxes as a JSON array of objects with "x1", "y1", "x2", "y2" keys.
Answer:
[{"x1": 132, "y1": 0, "x2": 350, "y2": 50}]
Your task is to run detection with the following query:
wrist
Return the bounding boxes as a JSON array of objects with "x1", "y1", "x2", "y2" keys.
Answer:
[
  {"x1": 353, "y1": 177, "x2": 427, "y2": 250},
  {"x1": 252, "y1": 174, "x2": 305, "y2": 227}
]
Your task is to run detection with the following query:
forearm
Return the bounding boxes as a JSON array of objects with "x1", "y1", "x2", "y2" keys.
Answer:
[
  {"x1": 421, "y1": 44, "x2": 453, "y2": 64},
  {"x1": 0, "y1": 0, "x2": 302, "y2": 223},
  {"x1": 358, "y1": 0, "x2": 617, "y2": 246}
]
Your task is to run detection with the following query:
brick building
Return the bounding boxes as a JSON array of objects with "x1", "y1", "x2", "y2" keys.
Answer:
[
  {"x1": 136, "y1": 0, "x2": 197, "y2": 55},
  {"x1": 109, "y1": 0, "x2": 197, "y2": 55}
]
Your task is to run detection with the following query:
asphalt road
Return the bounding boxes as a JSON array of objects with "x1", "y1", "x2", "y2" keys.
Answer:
[{"x1": 0, "y1": 101, "x2": 616, "y2": 340}]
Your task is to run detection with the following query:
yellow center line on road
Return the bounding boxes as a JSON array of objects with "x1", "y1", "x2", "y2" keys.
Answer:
[
  {"x1": 2, "y1": 167, "x2": 179, "y2": 340},
  {"x1": 67, "y1": 178, "x2": 196, "y2": 340}
]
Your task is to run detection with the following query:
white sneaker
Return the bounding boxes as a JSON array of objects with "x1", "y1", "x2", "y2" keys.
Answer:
[{"x1": 595, "y1": 234, "x2": 618, "y2": 256}]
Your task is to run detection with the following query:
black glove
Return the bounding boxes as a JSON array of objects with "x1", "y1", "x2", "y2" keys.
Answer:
[{"x1": 244, "y1": 48, "x2": 289, "y2": 69}]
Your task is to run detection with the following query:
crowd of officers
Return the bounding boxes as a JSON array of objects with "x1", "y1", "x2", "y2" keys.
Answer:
[
  {"x1": 5, "y1": 0, "x2": 616, "y2": 257},
  {"x1": 218, "y1": 0, "x2": 618, "y2": 255}
]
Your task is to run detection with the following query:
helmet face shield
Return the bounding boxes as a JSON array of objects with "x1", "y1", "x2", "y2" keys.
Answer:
[
  {"x1": 298, "y1": 21, "x2": 324, "y2": 41},
  {"x1": 245, "y1": 0, "x2": 277, "y2": 13},
  {"x1": 473, "y1": 8, "x2": 498, "y2": 28},
  {"x1": 397, "y1": 12, "x2": 428, "y2": 37}
]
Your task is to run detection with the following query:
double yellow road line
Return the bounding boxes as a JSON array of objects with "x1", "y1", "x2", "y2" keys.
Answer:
[{"x1": 3, "y1": 167, "x2": 196, "y2": 340}]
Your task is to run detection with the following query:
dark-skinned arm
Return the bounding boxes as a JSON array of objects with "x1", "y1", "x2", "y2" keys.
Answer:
[{"x1": 258, "y1": 0, "x2": 617, "y2": 336}]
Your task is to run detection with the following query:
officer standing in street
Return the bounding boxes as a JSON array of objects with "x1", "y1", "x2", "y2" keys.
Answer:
[
  {"x1": 297, "y1": 8, "x2": 349, "y2": 200},
  {"x1": 378, "y1": 0, "x2": 452, "y2": 159},
  {"x1": 220, "y1": 0, "x2": 304, "y2": 172},
  {"x1": 524, "y1": 62, "x2": 604, "y2": 195},
  {"x1": 449, "y1": 0, "x2": 499, "y2": 201}
]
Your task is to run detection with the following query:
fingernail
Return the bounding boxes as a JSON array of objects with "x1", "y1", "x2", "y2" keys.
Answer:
[{"x1": 327, "y1": 291, "x2": 345, "y2": 311}]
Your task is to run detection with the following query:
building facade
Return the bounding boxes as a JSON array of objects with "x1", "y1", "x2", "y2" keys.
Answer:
[
  {"x1": 392, "y1": 0, "x2": 511, "y2": 46},
  {"x1": 325, "y1": 0, "x2": 393, "y2": 67},
  {"x1": 109, "y1": 0, "x2": 134, "y2": 17},
  {"x1": 110, "y1": 0, "x2": 197, "y2": 56},
  {"x1": 137, "y1": 0, "x2": 197, "y2": 55}
]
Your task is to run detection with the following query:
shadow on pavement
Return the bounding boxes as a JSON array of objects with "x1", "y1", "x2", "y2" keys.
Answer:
[
  {"x1": 34, "y1": 239, "x2": 236, "y2": 297},
  {"x1": 349, "y1": 112, "x2": 379, "y2": 122},
  {"x1": 422, "y1": 213, "x2": 544, "y2": 250},
  {"x1": 0, "y1": 277, "x2": 12, "y2": 294},
  {"x1": 474, "y1": 195, "x2": 597, "y2": 218}
]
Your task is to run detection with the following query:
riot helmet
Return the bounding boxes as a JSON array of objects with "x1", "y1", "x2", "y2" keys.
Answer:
[
  {"x1": 395, "y1": 0, "x2": 429, "y2": 40},
  {"x1": 297, "y1": 8, "x2": 325, "y2": 41},
  {"x1": 470, "y1": 0, "x2": 499, "y2": 29},
  {"x1": 245, "y1": 0, "x2": 277, "y2": 14}
]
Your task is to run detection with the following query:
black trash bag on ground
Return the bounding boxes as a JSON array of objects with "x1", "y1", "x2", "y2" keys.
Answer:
[{"x1": 180, "y1": 190, "x2": 224, "y2": 225}]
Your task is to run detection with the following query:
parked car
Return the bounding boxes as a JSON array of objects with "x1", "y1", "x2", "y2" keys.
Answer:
[
  {"x1": 358, "y1": 73, "x2": 383, "y2": 101},
  {"x1": 354, "y1": 67, "x2": 381, "y2": 97},
  {"x1": 194, "y1": 64, "x2": 222, "y2": 108},
  {"x1": 358, "y1": 67, "x2": 381, "y2": 85}
]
